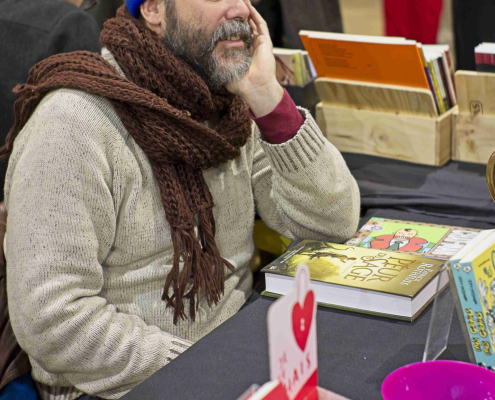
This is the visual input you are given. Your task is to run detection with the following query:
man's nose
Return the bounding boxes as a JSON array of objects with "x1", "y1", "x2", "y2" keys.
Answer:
[{"x1": 224, "y1": 0, "x2": 250, "y2": 21}]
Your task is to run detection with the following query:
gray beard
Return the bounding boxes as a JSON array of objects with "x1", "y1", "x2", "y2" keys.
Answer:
[{"x1": 162, "y1": 3, "x2": 252, "y2": 88}]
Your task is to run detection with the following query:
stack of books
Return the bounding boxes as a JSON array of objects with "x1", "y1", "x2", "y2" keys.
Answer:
[
  {"x1": 299, "y1": 30, "x2": 456, "y2": 115},
  {"x1": 475, "y1": 43, "x2": 495, "y2": 73},
  {"x1": 261, "y1": 219, "x2": 482, "y2": 322},
  {"x1": 273, "y1": 48, "x2": 317, "y2": 86}
]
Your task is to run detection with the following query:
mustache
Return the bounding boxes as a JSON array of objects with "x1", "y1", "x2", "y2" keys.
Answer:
[{"x1": 207, "y1": 20, "x2": 253, "y2": 52}]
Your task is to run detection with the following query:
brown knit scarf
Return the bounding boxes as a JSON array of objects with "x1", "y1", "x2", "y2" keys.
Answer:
[{"x1": 0, "y1": 6, "x2": 252, "y2": 323}]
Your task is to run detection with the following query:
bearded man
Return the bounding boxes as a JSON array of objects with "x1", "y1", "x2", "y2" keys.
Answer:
[{"x1": 2, "y1": 0, "x2": 360, "y2": 399}]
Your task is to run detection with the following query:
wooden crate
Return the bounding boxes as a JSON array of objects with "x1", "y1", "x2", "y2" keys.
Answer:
[
  {"x1": 316, "y1": 103, "x2": 454, "y2": 166},
  {"x1": 314, "y1": 78, "x2": 454, "y2": 166},
  {"x1": 452, "y1": 71, "x2": 495, "y2": 164}
]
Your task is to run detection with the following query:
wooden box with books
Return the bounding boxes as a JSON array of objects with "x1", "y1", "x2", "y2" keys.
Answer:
[
  {"x1": 300, "y1": 31, "x2": 457, "y2": 166},
  {"x1": 452, "y1": 70, "x2": 495, "y2": 164}
]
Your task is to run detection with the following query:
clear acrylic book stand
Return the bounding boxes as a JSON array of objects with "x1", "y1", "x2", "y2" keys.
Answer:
[{"x1": 423, "y1": 263, "x2": 457, "y2": 361}]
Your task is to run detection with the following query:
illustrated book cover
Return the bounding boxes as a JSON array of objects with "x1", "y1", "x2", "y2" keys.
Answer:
[
  {"x1": 449, "y1": 230, "x2": 495, "y2": 370},
  {"x1": 261, "y1": 240, "x2": 447, "y2": 321},
  {"x1": 345, "y1": 217, "x2": 481, "y2": 260}
]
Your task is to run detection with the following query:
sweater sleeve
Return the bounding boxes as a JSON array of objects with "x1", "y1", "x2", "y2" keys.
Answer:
[
  {"x1": 5, "y1": 90, "x2": 191, "y2": 398},
  {"x1": 251, "y1": 107, "x2": 361, "y2": 243},
  {"x1": 250, "y1": 89, "x2": 304, "y2": 144}
]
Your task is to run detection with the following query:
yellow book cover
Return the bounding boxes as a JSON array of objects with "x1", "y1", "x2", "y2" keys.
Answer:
[
  {"x1": 261, "y1": 240, "x2": 445, "y2": 298},
  {"x1": 293, "y1": 53, "x2": 303, "y2": 86},
  {"x1": 427, "y1": 60, "x2": 445, "y2": 114}
]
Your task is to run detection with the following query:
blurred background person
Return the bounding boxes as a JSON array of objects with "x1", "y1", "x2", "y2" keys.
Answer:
[
  {"x1": 0, "y1": 3, "x2": 101, "y2": 399},
  {"x1": 252, "y1": 0, "x2": 343, "y2": 49},
  {"x1": 0, "y1": 0, "x2": 101, "y2": 202}
]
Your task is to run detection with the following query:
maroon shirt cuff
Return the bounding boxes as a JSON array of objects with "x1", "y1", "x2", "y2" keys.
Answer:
[{"x1": 249, "y1": 89, "x2": 305, "y2": 144}]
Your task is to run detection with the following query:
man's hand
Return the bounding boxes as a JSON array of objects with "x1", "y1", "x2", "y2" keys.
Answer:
[{"x1": 226, "y1": 1, "x2": 284, "y2": 117}]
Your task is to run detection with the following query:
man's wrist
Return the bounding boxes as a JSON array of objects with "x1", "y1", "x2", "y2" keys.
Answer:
[
  {"x1": 240, "y1": 80, "x2": 285, "y2": 118},
  {"x1": 250, "y1": 89, "x2": 305, "y2": 144}
]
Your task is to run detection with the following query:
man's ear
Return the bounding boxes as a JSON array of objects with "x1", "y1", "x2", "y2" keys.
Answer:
[{"x1": 140, "y1": 0, "x2": 165, "y2": 34}]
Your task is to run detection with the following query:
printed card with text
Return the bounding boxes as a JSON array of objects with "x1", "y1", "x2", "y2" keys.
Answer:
[{"x1": 267, "y1": 264, "x2": 318, "y2": 400}]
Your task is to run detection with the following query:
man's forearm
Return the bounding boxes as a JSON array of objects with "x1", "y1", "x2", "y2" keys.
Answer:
[{"x1": 242, "y1": 79, "x2": 284, "y2": 117}]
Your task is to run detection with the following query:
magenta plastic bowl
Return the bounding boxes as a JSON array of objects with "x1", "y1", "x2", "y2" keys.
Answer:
[{"x1": 381, "y1": 361, "x2": 495, "y2": 400}]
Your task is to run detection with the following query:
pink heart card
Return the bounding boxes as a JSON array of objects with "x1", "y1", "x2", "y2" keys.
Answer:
[{"x1": 267, "y1": 264, "x2": 318, "y2": 400}]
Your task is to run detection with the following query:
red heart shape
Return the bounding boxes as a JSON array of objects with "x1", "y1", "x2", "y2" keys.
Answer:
[{"x1": 291, "y1": 290, "x2": 315, "y2": 352}]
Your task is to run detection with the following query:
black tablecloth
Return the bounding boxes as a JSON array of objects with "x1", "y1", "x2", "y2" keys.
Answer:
[
  {"x1": 122, "y1": 297, "x2": 468, "y2": 400},
  {"x1": 344, "y1": 154, "x2": 495, "y2": 228},
  {"x1": 122, "y1": 156, "x2": 495, "y2": 400}
]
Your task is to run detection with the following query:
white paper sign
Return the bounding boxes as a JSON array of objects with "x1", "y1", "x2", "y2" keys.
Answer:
[{"x1": 267, "y1": 264, "x2": 318, "y2": 400}]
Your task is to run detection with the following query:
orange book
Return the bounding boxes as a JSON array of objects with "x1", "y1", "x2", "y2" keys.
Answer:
[{"x1": 299, "y1": 31, "x2": 429, "y2": 89}]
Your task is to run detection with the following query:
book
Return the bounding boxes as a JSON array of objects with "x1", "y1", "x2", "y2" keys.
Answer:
[
  {"x1": 449, "y1": 230, "x2": 493, "y2": 267},
  {"x1": 423, "y1": 44, "x2": 456, "y2": 97},
  {"x1": 273, "y1": 48, "x2": 314, "y2": 87},
  {"x1": 345, "y1": 217, "x2": 481, "y2": 260},
  {"x1": 426, "y1": 56, "x2": 446, "y2": 113},
  {"x1": 423, "y1": 45, "x2": 456, "y2": 111},
  {"x1": 449, "y1": 231, "x2": 495, "y2": 369},
  {"x1": 273, "y1": 48, "x2": 298, "y2": 86},
  {"x1": 437, "y1": 56, "x2": 453, "y2": 108},
  {"x1": 299, "y1": 30, "x2": 430, "y2": 90},
  {"x1": 261, "y1": 240, "x2": 447, "y2": 321},
  {"x1": 475, "y1": 43, "x2": 495, "y2": 73},
  {"x1": 417, "y1": 44, "x2": 440, "y2": 115}
]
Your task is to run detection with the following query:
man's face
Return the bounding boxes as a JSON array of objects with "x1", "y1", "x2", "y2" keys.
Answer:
[{"x1": 162, "y1": 0, "x2": 253, "y2": 88}]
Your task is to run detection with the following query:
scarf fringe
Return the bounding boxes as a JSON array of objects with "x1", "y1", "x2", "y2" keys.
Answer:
[{"x1": 162, "y1": 208, "x2": 235, "y2": 324}]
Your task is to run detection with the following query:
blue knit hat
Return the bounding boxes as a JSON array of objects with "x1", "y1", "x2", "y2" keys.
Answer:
[{"x1": 126, "y1": 0, "x2": 145, "y2": 18}]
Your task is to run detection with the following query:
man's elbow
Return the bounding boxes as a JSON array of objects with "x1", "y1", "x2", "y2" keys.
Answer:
[{"x1": 336, "y1": 193, "x2": 361, "y2": 242}]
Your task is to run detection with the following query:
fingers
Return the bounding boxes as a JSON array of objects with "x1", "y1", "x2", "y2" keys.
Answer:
[
  {"x1": 249, "y1": 18, "x2": 258, "y2": 36},
  {"x1": 246, "y1": 1, "x2": 270, "y2": 38}
]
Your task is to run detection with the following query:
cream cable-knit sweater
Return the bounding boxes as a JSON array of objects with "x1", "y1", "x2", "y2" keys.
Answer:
[{"x1": 4, "y1": 50, "x2": 360, "y2": 400}]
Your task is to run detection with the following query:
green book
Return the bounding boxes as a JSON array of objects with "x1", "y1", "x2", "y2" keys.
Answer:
[{"x1": 261, "y1": 240, "x2": 447, "y2": 321}]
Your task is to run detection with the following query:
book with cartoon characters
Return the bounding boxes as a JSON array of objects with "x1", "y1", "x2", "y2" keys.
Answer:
[
  {"x1": 345, "y1": 218, "x2": 481, "y2": 260},
  {"x1": 261, "y1": 240, "x2": 447, "y2": 321},
  {"x1": 449, "y1": 230, "x2": 495, "y2": 369}
]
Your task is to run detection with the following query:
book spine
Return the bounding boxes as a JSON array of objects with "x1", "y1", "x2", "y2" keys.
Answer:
[
  {"x1": 437, "y1": 58, "x2": 452, "y2": 109},
  {"x1": 433, "y1": 58, "x2": 450, "y2": 111},
  {"x1": 424, "y1": 66, "x2": 440, "y2": 115},
  {"x1": 445, "y1": 50, "x2": 456, "y2": 92},
  {"x1": 298, "y1": 52, "x2": 308, "y2": 85},
  {"x1": 475, "y1": 51, "x2": 495, "y2": 72},
  {"x1": 441, "y1": 54, "x2": 457, "y2": 105},
  {"x1": 428, "y1": 60, "x2": 445, "y2": 114},
  {"x1": 475, "y1": 52, "x2": 484, "y2": 66},
  {"x1": 293, "y1": 54, "x2": 303, "y2": 86},
  {"x1": 418, "y1": 46, "x2": 440, "y2": 115}
]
